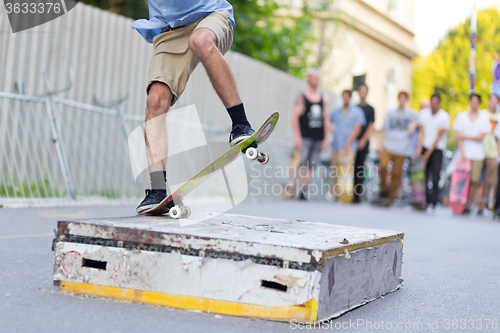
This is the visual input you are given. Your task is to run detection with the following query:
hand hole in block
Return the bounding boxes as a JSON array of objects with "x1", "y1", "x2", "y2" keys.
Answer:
[
  {"x1": 261, "y1": 280, "x2": 287, "y2": 292},
  {"x1": 82, "y1": 258, "x2": 107, "y2": 270}
]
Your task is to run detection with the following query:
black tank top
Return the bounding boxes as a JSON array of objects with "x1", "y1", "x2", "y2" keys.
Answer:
[{"x1": 299, "y1": 94, "x2": 325, "y2": 140}]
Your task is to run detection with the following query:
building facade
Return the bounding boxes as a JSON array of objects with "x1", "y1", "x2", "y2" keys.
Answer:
[{"x1": 317, "y1": 0, "x2": 418, "y2": 129}]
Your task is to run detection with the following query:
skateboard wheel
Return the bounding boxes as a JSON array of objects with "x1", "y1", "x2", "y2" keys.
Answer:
[
  {"x1": 169, "y1": 206, "x2": 182, "y2": 219},
  {"x1": 257, "y1": 152, "x2": 269, "y2": 164},
  {"x1": 181, "y1": 206, "x2": 191, "y2": 218},
  {"x1": 245, "y1": 147, "x2": 258, "y2": 160}
]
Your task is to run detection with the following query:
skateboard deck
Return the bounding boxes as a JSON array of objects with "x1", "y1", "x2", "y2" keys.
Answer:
[
  {"x1": 139, "y1": 112, "x2": 279, "y2": 217},
  {"x1": 449, "y1": 157, "x2": 471, "y2": 214},
  {"x1": 283, "y1": 149, "x2": 301, "y2": 199},
  {"x1": 336, "y1": 152, "x2": 355, "y2": 204},
  {"x1": 410, "y1": 158, "x2": 427, "y2": 211}
]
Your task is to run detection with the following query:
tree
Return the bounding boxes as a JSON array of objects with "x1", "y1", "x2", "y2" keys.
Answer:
[
  {"x1": 411, "y1": 7, "x2": 500, "y2": 123},
  {"x1": 230, "y1": 0, "x2": 316, "y2": 77}
]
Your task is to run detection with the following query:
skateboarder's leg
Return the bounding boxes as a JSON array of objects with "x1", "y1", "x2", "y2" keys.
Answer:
[
  {"x1": 135, "y1": 83, "x2": 173, "y2": 214},
  {"x1": 188, "y1": 13, "x2": 253, "y2": 145},
  {"x1": 145, "y1": 82, "x2": 172, "y2": 174},
  {"x1": 189, "y1": 28, "x2": 240, "y2": 108}
]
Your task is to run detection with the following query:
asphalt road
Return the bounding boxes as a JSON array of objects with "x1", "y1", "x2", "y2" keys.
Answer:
[{"x1": 1, "y1": 200, "x2": 499, "y2": 333}]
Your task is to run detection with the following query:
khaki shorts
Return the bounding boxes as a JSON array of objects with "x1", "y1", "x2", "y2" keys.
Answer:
[
  {"x1": 148, "y1": 11, "x2": 233, "y2": 105},
  {"x1": 470, "y1": 160, "x2": 486, "y2": 184}
]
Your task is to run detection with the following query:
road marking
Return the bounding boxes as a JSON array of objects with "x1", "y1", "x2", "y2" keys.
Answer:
[
  {"x1": 0, "y1": 233, "x2": 53, "y2": 240},
  {"x1": 39, "y1": 210, "x2": 88, "y2": 218}
]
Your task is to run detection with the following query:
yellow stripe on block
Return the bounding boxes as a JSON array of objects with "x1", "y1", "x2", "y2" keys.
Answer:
[{"x1": 59, "y1": 281, "x2": 318, "y2": 323}]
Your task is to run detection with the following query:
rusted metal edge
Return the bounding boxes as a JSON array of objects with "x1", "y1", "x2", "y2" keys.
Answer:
[
  {"x1": 321, "y1": 234, "x2": 405, "y2": 260},
  {"x1": 54, "y1": 234, "x2": 321, "y2": 272}
]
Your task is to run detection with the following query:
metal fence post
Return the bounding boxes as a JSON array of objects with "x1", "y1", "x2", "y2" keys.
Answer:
[{"x1": 42, "y1": 69, "x2": 76, "y2": 199}]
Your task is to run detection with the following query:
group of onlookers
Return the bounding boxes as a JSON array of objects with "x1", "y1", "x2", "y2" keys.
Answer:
[{"x1": 292, "y1": 69, "x2": 500, "y2": 216}]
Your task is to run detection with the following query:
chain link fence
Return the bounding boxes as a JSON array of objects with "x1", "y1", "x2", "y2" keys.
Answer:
[
  {"x1": 0, "y1": 93, "x2": 66, "y2": 202},
  {"x1": 0, "y1": 89, "x2": 297, "y2": 206},
  {"x1": 0, "y1": 90, "x2": 140, "y2": 205}
]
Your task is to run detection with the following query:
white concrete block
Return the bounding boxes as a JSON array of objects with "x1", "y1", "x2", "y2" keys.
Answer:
[{"x1": 52, "y1": 213, "x2": 404, "y2": 322}]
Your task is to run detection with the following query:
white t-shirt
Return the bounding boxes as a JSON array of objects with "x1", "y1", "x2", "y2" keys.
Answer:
[
  {"x1": 453, "y1": 111, "x2": 491, "y2": 161},
  {"x1": 418, "y1": 108, "x2": 450, "y2": 150}
]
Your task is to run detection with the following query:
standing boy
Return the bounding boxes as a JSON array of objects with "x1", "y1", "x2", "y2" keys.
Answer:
[
  {"x1": 378, "y1": 92, "x2": 422, "y2": 206},
  {"x1": 419, "y1": 93, "x2": 450, "y2": 214},
  {"x1": 353, "y1": 84, "x2": 375, "y2": 203},
  {"x1": 292, "y1": 69, "x2": 330, "y2": 199},
  {"x1": 330, "y1": 90, "x2": 365, "y2": 201},
  {"x1": 453, "y1": 94, "x2": 491, "y2": 215}
]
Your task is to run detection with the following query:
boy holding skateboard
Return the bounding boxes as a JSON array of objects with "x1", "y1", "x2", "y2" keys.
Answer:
[
  {"x1": 377, "y1": 92, "x2": 422, "y2": 206},
  {"x1": 132, "y1": 1, "x2": 255, "y2": 213},
  {"x1": 292, "y1": 69, "x2": 330, "y2": 200},
  {"x1": 453, "y1": 94, "x2": 491, "y2": 215},
  {"x1": 329, "y1": 90, "x2": 365, "y2": 202},
  {"x1": 418, "y1": 93, "x2": 450, "y2": 214}
]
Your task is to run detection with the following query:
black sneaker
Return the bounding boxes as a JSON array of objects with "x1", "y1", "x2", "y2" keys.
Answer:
[
  {"x1": 372, "y1": 192, "x2": 386, "y2": 204},
  {"x1": 461, "y1": 209, "x2": 470, "y2": 215},
  {"x1": 298, "y1": 189, "x2": 309, "y2": 201},
  {"x1": 229, "y1": 124, "x2": 255, "y2": 147},
  {"x1": 136, "y1": 189, "x2": 167, "y2": 214}
]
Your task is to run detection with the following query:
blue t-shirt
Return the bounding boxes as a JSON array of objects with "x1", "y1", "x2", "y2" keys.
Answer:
[
  {"x1": 133, "y1": 0, "x2": 235, "y2": 43},
  {"x1": 329, "y1": 106, "x2": 366, "y2": 152}
]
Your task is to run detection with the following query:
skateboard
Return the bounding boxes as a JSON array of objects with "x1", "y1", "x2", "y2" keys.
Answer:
[
  {"x1": 283, "y1": 149, "x2": 301, "y2": 199},
  {"x1": 410, "y1": 158, "x2": 427, "y2": 211},
  {"x1": 449, "y1": 157, "x2": 471, "y2": 214},
  {"x1": 336, "y1": 152, "x2": 355, "y2": 204},
  {"x1": 139, "y1": 112, "x2": 279, "y2": 218}
]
